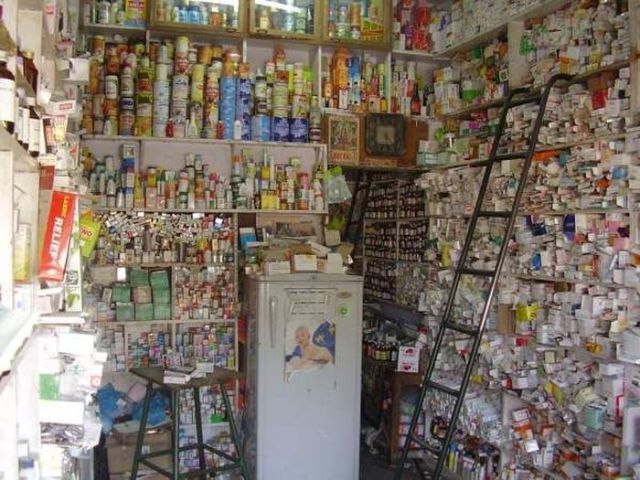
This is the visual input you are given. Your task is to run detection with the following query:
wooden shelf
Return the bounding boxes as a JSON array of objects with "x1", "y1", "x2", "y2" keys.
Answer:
[
  {"x1": 519, "y1": 207, "x2": 631, "y2": 216},
  {"x1": 92, "y1": 206, "x2": 327, "y2": 216},
  {"x1": 82, "y1": 134, "x2": 326, "y2": 150},
  {"x1": 82, "y1": 23, "x2": 147, "y2": 36}
]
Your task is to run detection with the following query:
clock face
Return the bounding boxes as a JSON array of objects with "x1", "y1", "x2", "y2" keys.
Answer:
[{"x1": 376, "y1": 125, "x2": 396, "y2": 145}]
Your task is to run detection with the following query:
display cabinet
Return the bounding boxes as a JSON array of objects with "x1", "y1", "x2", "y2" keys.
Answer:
[
  {"x1": 322, "y1": 0, "x2": 390, "y2": 49},
  {"x1": 249, "y1": 0, "x2": 319, "y2": 41},
  {"x1": 150, "y1": 0, "x2": 246, "y2": 35}
]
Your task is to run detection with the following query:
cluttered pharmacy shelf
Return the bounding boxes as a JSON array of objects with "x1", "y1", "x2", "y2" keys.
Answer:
[{"x1": 0, "y1": 0, "x2": 639, "y2": 479}]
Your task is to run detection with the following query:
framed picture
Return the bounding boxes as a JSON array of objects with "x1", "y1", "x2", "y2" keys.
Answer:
[
  {"x1": 365, "y1": 114, "x2": 406, "y2": 156},
  {"x1": 325, "y1": 114, "x2": 360, "y2": 165}
]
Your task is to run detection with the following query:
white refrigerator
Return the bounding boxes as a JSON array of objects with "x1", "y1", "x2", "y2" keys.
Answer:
[{"x1": 243, "y1": 273, "x2": 363, "y2": 480}]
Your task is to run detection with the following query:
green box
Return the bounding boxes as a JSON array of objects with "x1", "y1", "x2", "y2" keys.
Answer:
[
  {"x1": 39, "y1": 374, "x2": 59, "y2": 400},
  {"x1": 135, "y1": 303, "x2": 154, "y2": 321},
  {"x1": 149, "y1": 270, "x2": 170, "y2": 289},
  {"x1": 130, "y1": 268, "x2": 149, "y2": 287},
  {"x1": 153, "y1": 303, "x2": 172, "y2": 320},
  {"x1": 116, "y1": 302, "x2": 135, "y2": 322},
  {"x1": 152, "y1": 287, "x2": 171, "y2": 304},
  {"x1": 112, "y1": 284, "x2": 131, "y2": 303}
]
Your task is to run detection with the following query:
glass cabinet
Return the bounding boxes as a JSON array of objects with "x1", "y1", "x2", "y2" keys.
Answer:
[
  {"x1": 249, "y1": 0, "x2": 319, "y2": 40},
  {"x1": 150, "y1": 0, "x2": 246, "y2": 34},
  {"x1": 323, "y1": 0, "x2": 390, "y2": 49}
]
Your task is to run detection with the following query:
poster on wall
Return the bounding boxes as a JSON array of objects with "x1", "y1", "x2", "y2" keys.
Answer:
[{"x1": 284, "y1": 293, "x2": 337, "y2": 383}]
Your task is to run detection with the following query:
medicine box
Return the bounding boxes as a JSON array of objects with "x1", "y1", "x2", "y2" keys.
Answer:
[
  {"x1": 152, "y1": 287, "x2": 171, "y2": 304},
  {"x1": 153, "y1": 303, "x2": 172, "y2": 320},
  {"x1": 135, "y1": 303, "x2": 154, "y2": 321},
  {"x1": 132, "y1": 286, "x2": 152, "y2": 304},
  {"x1": 130, "y1": 268, "x2": 149, "y2": 287},
  {"x1": 112, "y1": 284, "x2": 131, "y2": 303},
  {"x1": 116, "y1": 302, "x2": 135, "y2": 322},
  {"x1": 150, "y1": 270, "x2": 170, "y2": 289}
]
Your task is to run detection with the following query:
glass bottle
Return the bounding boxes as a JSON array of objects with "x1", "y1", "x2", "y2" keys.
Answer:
[
  {"x1": 0, "y1": 50, "x2": 16, "y2": 134},
  {"x1": 308, "y1": 95, "x2": 321, "y2": 143},
  {"x1": 22, "y1": 50, "x2": 37, "y2": 93},
  {"x1": 410, "y1": 84, "x2": 421, "y2": 116},
  {"x1": 26, "y1": 97, "x2": 40, "y2": 157}
]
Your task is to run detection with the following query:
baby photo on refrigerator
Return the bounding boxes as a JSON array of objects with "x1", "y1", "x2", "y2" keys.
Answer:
[{"x1": 284, "y1": 315, "x2": 336, "y2": 383}]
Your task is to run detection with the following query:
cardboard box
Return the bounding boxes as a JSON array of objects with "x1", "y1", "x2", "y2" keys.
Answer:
[
  {"x1": 153, "y1": 303, "x2": 172, "y2": 320},
  {"x1": 133, "y1": 286, "x2": 152, "y2": 304},
  {"x1": 264, "y1": 261, "x2": 291, "y2": 275},
  {"x1": 317, "y1": 253, "x2": 343, "y2": 273},
  {"x1": 112, "y1": 284, "x2": 132, "y2": 303},
  {"x1": 130, "y1": 268, "x2": 150, "y2": 287},
  {"x1": 291, "y1": 254, "x2": 317, "y2": 272},
  {"x1": 150, "y1": 270, "x2": 170, "y2": 289},
  {"x1": 116, "y1": 302, "x2": 135, "y2": 322},
  {"x1": 152, "y1": 287, "x2": 171, "y2": 304},
  {"x1": 324, "y1": 113, "x2": 361, "y2": 166},
  {"x1": 106, "y1": 431, "x2": 171, "y2": 475},
  {"x1": 135, "y1": 303, "x2": 154, "y2": 321}
]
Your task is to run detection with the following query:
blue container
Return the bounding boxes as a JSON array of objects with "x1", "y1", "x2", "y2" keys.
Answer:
[
  {"x1": 240, "y1": 113, "x2": 252, "y2": 141},
  {"x1": 289, "y1": 117, "x2": 309, "y2": 143},
  {"x1": 252, "y1": 115, "x2": 271, "y2": 142},
  {"x1": 220, "y1": 77, "x2": 237, "y2": 140},
  {"x1": 272, "y1": 116, "x2": 290, "y2": 142}
]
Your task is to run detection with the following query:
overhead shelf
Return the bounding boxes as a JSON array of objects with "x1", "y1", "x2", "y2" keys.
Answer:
[
  {"x1": 0, "y1": 127, "x2": 39, "y2": 173},
  {"x1": 92, "y1": 206, "x2": 328, "y2": 215},
  {"x1": 82, "y1": 134, "x2": 326, "y2": 150},
  {"x1": 82, "y1": 23, "x2": 147, "y2": 36},
  {"x1": 436, "y1": 0, "x2": 568, "y2": 58}
]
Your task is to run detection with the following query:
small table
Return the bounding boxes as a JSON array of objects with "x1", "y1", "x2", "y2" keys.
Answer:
[{"x1": 129, "y1": 367, "x2": 251, "y2": 480}]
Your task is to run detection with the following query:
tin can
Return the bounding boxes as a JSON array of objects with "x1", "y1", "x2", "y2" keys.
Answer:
[
  {"x1": 136, "y1": 116, "x2": 153, "y2": 137},
  {"x1": 289, "y1": 117, "x2": 308, "y2": 143},
  {"x1": 136, "y1": 102, "x2": 153, "y2": 118},
  {"x1": 252, "y1": 115, "x2": 271, "y2": 142},
  {"x1": 103, "y1": 98, "x2": 118, "y2": 117},
  {"x1": 92, "y1": 94, "x2": 105, "y2": 118},
  {"x1": 120, "y1": 97, "x2": 135, "y2": 111},
  {"x1": 153, "y1": 123, "x2": 167, "y2": 137},
  {"x1": 272, "y1": 107, "x2": 289, "y2": 118},
  {"x1": 272, "y1": 117, "x2": 290, "y2": 142},
  {"x1": 120, "y1": 73, "x2": 134, "y2": 97},
  {"x1": 154, "y1": 80, "x2": 171, "y2": 105},
  {"x1": 92, "y1": 35, "x2": 106, "y2": 56},
  {"x1": 119, "y1": 110, "x2": 135, "y2": 136},
  {"x1": 153, "y1": 104, "x2": 170, "y2": 119},
  {"x1": 291, "y1": 94, "x2": 309, "y2": 117},
  {"x1": 93, "y1": 118, "x2": 104, "y2": 134},
  {"x1": 197, "y1": 45, "x2": 212, "y2": 65},
  {"x1": 105, "y1": 75, "x2": 119, "y2": 99},
  {"x1": 272, "y1": 81, "x2": 289, "y2": 109},
  {"x1": 191, "y1": 64, "x2": 205, "y2": 103}
]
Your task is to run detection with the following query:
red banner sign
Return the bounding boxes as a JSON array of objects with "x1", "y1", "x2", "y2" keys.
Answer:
[{"x1": 39, "y1": 190, "x2": 77, "y2": 282}]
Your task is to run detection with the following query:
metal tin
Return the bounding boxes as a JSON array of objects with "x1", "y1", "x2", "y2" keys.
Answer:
[
  {"x1": 120, "y1": 73, "x2": 134, "y2": 97},
  {"x1": 153, "y1": 122, "x2": 168, "y2": 137},
  {"x1": 153, "y1": 80, "x2": 171, "y2": 105},
  {"x1": 119, "y1": 111, "x2": 135, "y2": 136},
  {"x1": 289, "y1": 117, "x2": 308, "y2": 143},
  {"x1": 92, "y1": 35, "x2": 105, "y2": 56},
  {"x1": 92, "y1": 94, "x2": 105, "y2": 118},
  {"x1": 252, "y1": 115, "x2": 271, "y2": 142},
  {"x1": 136, "y1": 116, "x2": 152, "y2": 137},
  {"x1": 272, "y1": 117, "x2": 290, "y2": 142},
  {"x1": 103, "y1": 98, "x2": 118, "y2": 117},
  {"x1": 120, "y1": 97, "x2": 135, "y2": 111},
  {"x1": 105, "y1": 75, "x2": 119, "y2": 99}
]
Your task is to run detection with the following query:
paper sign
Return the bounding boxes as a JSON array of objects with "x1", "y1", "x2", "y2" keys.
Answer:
[{"x1": 397, "y1": 346, "x2": 420, "y2": 373}]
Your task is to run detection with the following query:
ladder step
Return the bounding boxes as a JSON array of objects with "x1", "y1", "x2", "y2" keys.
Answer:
[
  {"x1": 478, "y1": 210, "x2": 511, "y2": 218},
  {"x1": 426, "y1": 380, "x2": 461, "y2": 397},
  {"x1": 407, "y1": 434, "x2": 441, "y2": 456},
  {"x1": 494, "y1": 152, "x2": 528, "y2": 161},
  {"x1": 445, "y1": 321, "x2": 479, "y2": 336},
  {"x1": 508, "y1": 94, "x2": 542, "y2": 108},
  {"x1": 458, "y1": 267, "x2": 495, "y2": 277}
]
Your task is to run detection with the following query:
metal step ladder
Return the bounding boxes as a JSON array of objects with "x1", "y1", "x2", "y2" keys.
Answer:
[
  {"x1": 345, "y1": 170, "x2": 370, "y2": 247},
  {"x1": 394, "y1": 73, "x2": 571, "y2": 480}
]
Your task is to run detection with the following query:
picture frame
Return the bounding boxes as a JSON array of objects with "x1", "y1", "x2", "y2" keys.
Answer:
[
  {"x1": 365, "y1": 113, "x2": 406, "y2": 157},
  {"x1": 325, "y1": 114, "x2": 361, "y2": 166}
]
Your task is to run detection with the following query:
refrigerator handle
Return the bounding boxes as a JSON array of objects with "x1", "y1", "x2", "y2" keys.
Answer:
[{"x1": 269, "y1": 296, "x2": 277, "y2": 349}]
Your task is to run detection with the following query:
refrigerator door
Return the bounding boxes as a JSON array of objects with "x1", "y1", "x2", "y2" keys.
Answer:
[{"x1": 251, "y1": 274, "x2": 362, "y2": 480}]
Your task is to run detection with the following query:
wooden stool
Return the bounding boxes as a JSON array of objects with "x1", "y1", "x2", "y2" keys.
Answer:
[{"x1": 129, "y1": 367, "x2": 251, "y2": 480}]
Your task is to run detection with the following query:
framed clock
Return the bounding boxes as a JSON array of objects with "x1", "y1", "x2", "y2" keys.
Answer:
[{"x1": 365, "y1": 113, "x2": 406, "y2": 157}]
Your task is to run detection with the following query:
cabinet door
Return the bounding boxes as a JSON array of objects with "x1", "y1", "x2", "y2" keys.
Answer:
[
  {"x1": 150, "y1": 0, "x2": 246, "y2": 36},
  {"x1": 249, "y1": 0, "x2": 320, "y2": 41},
  {"x1": 322, "y1": 0, "x2": 391, "y2": 50}
]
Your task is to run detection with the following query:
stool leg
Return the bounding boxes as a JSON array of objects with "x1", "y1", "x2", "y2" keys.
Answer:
[
  {"x1": 193, "y1": 387, "x2": 207, "y2": 478},
  {"x1": 131, "y1": 381, "x2": 153, "y2": 480},
  {"x1": 172, "y1": 390, "x2": 181, "y2": 480},
  {"x1": 220, "y1": 384, "x2": 251, "y2": 480}
]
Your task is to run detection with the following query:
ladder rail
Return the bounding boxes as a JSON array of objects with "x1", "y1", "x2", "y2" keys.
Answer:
[{"x1": 393, "y1": 73, "x2": 572, "y2": 480}]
